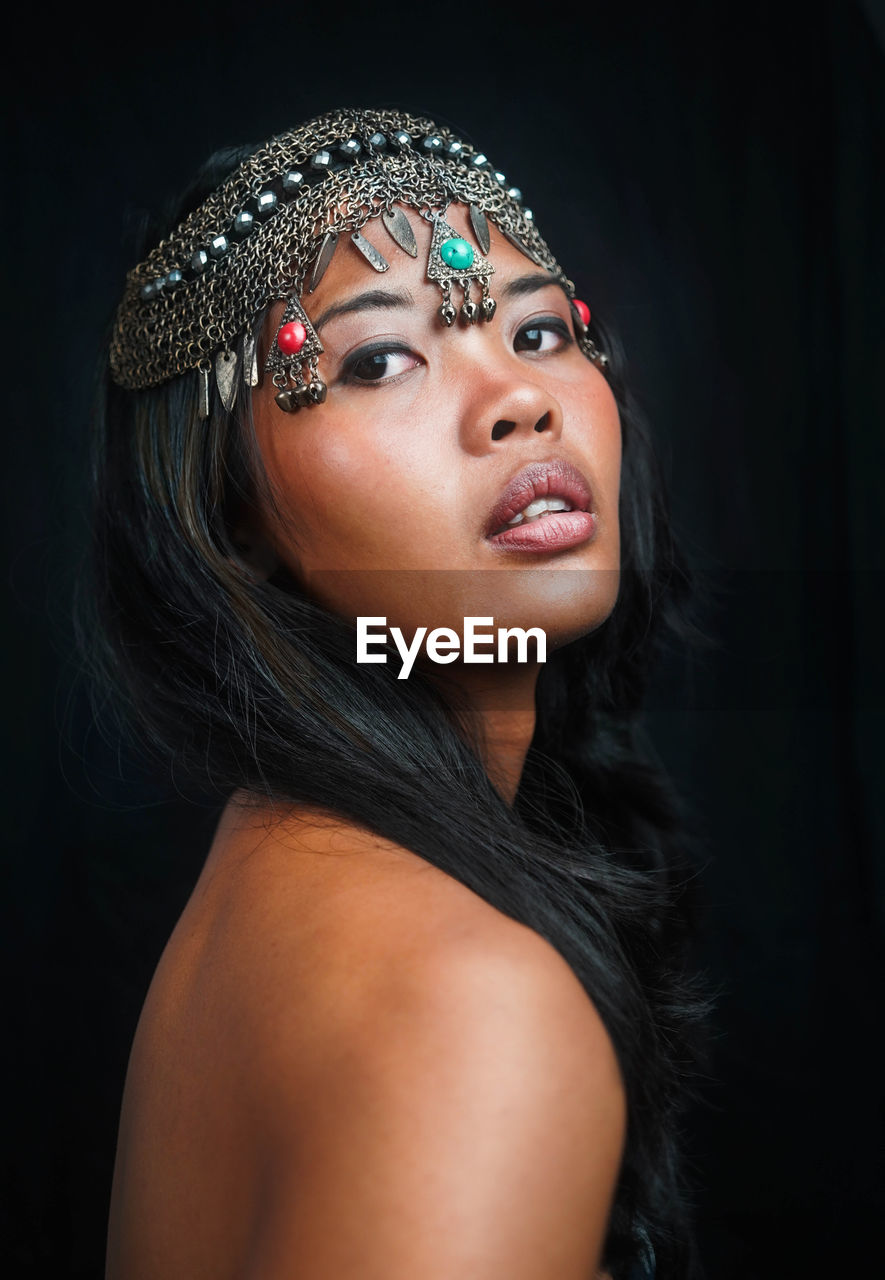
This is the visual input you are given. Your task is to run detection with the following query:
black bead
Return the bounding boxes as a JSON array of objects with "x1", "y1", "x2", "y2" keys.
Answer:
[
  {"x1": 256, "y1": 191, "x2": 278, "y2": 217},
  {"x1": 340, "y1": 138, "x2": 362, "y2": 161},
  {"x1": 368, "y1": 131, "x2": 388, "y2": 151},
  {"x1": 311, "y1": 149, "x2": 333, "y2": 172},
  {"x1": 282, "y1": 169, "x2": 304, "y2": 193}
]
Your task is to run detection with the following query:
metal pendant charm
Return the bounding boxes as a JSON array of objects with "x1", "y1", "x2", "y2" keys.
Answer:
[
  {"x1": 381, "y1": 207, "x2": 418, "y2": 257},
  {"x1": 309, "y1": 231, "x2": 339, "y2": 293},
  {"x1": 427, "y1": 210, "x2": 495, "y2": 328},
  {"x1": 265, "y1": 296, "x2": 326, "y2": 413},
  {"x1": 275, "y1": 387, "x2": 302, "y2": 413},
  {"x1": 459, "y1": 281, "x2": 479, "y2": 325},
  {"x1": 243, "y1": 333, "x2": 259, "y2": 387},
  {"x1": 198, "y1": 365, "x2": 211, "y2": 420},
  {"x1": 351, "y1": 231, "x2": 390, "y2": 272},
  {"x1": 265, "y1": 297, "x2": 324, "y2": 378},
  {"x1": 501, "y1": 227, "x2": 545, "y2": 267},
  {"x1": 469, "y1": 204, "x2": 490, "y2": 255},
  {"x1": 306, "y1": 356, "x2": 327, "y2": 404},
  {"x1": 582, "y1": 337, "x2": 610, "y2": 373},
  {"x1": 215, "y1": 349, "x2": 238, "y2": 412},
  {"x1": 437, "y1": 280, "x2": 456, "y2": 326}
]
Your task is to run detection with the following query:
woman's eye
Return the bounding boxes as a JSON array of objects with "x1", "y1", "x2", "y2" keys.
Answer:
[
  {"x1": 343, "y1": 346, "x2": 420, "y2": 385},
  {"x1": 514, "y1": 318, "x2": 573, "y2": 354}
]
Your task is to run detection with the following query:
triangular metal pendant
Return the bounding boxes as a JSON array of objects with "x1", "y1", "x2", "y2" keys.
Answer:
[
  {"x1": 264, "y1": 295, "x2": 324, "y2": 379},
  {"x1": 426, "y1": 212, "x2": 495, "y2": 285},
  {"x1": 381, "y1": 207, "x2": 418, "y2": 258}
]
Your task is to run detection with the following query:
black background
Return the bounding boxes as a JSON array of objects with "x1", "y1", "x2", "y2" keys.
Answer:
[{"x1": 3, "y1": 1, "x2": 884, "y2": 1275}]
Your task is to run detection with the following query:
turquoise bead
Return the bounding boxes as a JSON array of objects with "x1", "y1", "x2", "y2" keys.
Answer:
[{"x1": 439, "y1": 236, "x2": 475, "y2": 270}]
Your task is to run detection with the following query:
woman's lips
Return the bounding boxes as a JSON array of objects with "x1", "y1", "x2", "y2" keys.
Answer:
[
  {"x1": 489, "y1": 509, "x2": 598, "y2": 552},
  {"x1": 485, "y1": 460, "x2": 597, "y2": 553}
]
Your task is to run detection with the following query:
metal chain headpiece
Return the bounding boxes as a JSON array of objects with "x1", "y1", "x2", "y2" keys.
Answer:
[{"x1": 109, "y1": 108, "x2": 608, "y2": 414}]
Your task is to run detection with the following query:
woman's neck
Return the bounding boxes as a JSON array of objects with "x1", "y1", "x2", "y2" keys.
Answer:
[{"x1": 434, "y1": 663, "x2": 540, "y2": 806}]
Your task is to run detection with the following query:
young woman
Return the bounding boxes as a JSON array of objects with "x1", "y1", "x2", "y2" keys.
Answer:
[{"x1": 88, "y1": 107, "x2": 711, "y2": 1279}]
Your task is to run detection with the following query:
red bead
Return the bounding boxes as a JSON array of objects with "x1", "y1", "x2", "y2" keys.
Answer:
[
  {"x1": 277, "y1": 320, "x2": 307, "y2": 355},
  {"x1": 573, "y1": 298, "x2": 591, "y2": 326}
]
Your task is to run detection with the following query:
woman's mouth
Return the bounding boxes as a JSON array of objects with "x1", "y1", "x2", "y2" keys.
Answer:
[
  {"x1": 497, "y1": 494, "x2": 573, "y2": 529},
  {"x1": 485, "y1": 461, "x2": 598, "y2": 553}
]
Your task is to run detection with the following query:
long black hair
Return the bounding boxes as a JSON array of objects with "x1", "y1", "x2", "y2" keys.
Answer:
[{"x1": 80, "y1": 136, "x2": 716, "y2": 1279}]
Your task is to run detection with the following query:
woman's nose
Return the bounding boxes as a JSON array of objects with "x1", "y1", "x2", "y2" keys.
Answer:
[
  {"x1": 491, "y1": 410, "x2": 553, "y2": 441},
  {"x1": 459, "y1": 371, "x2": 564, "y2": 455}
]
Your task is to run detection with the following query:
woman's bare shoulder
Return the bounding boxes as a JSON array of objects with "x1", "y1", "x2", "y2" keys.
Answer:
[
  {"x1": 193, "y1": 788, "x2": 619, "y2": 1084},
  {"x1": 129, "y1": 790, "x2": 625, "y2": 1278},
  {"x1": 201, "y1": 794, "x2": 627, "y2": 1279}
]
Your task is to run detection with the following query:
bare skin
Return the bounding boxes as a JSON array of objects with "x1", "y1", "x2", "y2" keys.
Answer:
[{"x1": 107, "y1": 206, "x2": 625, "y2": 1277}]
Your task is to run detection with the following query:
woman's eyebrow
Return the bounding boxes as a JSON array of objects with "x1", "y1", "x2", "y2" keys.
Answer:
[
  {"x1": 312, "y1": 274, "x2": 565, "y2": 335},
  {"x1": 501, "y1": 272, "x2": 570, "y2": 301},
  {"x1": 313, "y1": 288, "x2": 415, "y2": 334}
]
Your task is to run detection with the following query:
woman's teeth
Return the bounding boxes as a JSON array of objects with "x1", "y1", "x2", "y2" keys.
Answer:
[{"x1": 506, "y1": 496, "x2": 573, "y2": 526}]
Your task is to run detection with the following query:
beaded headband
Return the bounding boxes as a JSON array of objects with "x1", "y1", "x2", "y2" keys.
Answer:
[{"x1": 109, "y1": 107, "x2": 608, "y2": 416}]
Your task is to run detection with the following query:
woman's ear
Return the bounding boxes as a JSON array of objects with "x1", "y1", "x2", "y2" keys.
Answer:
[{"x1": 229, "y1": 504, "x2": 280, "y2": 582}]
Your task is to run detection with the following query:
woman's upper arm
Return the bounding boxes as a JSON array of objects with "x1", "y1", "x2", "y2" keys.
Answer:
[{"x1": 248, "y1": 924, "x2": 627, "y2": 1280}]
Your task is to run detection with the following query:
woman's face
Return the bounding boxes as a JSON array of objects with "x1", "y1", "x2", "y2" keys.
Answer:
[{"x1": 249, "y1": 204, "x2": 622, "y2": 652}]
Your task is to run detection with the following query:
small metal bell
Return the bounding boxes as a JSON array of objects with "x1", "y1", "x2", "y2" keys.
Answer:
[
  {"x1": 460, "y1": 299, "x2": 480, "y2": 325},
  {"x1": 482, "y1": 297, "x2": 497, "y2": 322},
  {"x1": 275, "y1": 388, "x2": 301, "y2": 413},
  {"x1": 308, "y1": 379, "x2": 327, "y2": 405},
  {"x1": 439, "y1": 301, "x2": 457, "y2": 327}
]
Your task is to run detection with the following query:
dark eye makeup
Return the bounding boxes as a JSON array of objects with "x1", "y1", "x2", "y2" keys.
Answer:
[
  {"x1": 340, "y1": 342, "x2": 419, "y2": 386},
  {"x1": 513, "y1": 315, "x2": 574, "y2": 353},
  {"x1": 339, "y1": 315, "x2": 575, "y2": 388}
]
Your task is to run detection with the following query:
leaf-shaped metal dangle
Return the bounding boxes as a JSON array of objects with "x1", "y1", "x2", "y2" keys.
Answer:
[
  {"x1": 469, "y1": 204, "x2": 491, "y2": 256},
  {"x1": 501, "y1": 227, "x2": 545, "y2": 268},
  {"x1": 381, "y1": 207, "x2": 418, "y2": 258},
  {"x1": 215, "y1": 348, "x2": 238, "y2": 412},
  {"x1": 309, "y1": 231, "x2": 339, "y2": 293},
  {"x1": 243, "y1": 332, "x2": 259, "y2": 387}
]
